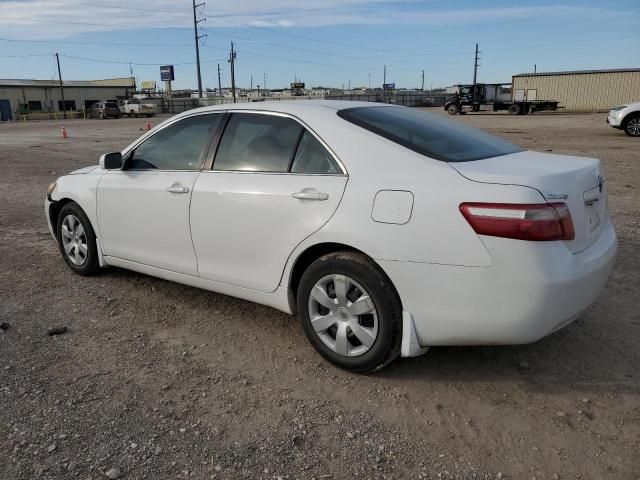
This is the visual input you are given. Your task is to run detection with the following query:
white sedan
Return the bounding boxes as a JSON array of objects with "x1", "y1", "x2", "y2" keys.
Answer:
[{"x1": 45, "y1": 101, "x2": 617, "y2": 372}]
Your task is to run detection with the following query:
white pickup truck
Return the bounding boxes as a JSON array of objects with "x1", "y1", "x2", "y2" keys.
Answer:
[{"x1": 119, "y1": 99, "x2": 156, "y2": 118}]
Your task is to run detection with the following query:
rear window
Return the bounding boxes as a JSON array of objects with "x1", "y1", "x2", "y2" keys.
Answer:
[
  {"x1": 337, "y1": 106, "x2": 522, "y2": 162},
  {"x1": 105, "y1": 102, "x2": 118, "y2": 108}
]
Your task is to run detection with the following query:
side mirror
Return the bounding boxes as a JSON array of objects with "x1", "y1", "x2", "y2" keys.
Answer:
[{"x1": 99, "y1": 152, "x2": 123, "y2": 170}]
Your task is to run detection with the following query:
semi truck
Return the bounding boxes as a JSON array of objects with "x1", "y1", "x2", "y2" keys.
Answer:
[{"x1": 444, "y1": 83, "x2": 561, "y2": 115}]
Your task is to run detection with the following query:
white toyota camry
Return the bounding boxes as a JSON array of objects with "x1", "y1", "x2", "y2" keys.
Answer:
[{"x1": 46, "y1": 101, "x2": 617, "y2": 372}]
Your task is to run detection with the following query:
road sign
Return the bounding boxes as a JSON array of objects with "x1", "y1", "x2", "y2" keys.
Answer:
[
  {"x1": 141, "y1": 80, "x2": 156, "y2": 90},
  {"x1": 383, "y1": 83, "x2": 395, "y2": 90},
  {"x1": 160, "y1": 65, "x2": 175, "y2": 82},
  {"x1": 291, "y1": 82, "x2": 305, "y2": 89}
]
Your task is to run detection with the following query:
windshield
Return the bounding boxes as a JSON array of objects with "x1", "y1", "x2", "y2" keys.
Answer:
[{"x1": 337, "y1": 106, "x2": 523, "y2": 162}]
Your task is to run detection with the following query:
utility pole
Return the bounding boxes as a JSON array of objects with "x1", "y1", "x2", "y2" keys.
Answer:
[
  {"x1": 368, "y1": 73, "x2": 371, "y2": 89},
  {"x1": 263, "y1": 72, "x2": 267, "y2": 91},
  {"x1": 348, "y1": 79, "x2": 351, "y2": 91},
  {"x1": 421, "y1": 70, "x2": 425, "y2": 91},
  {"x1": 534, "y1": 64, "x2": 537, "y2": 73},
  {"x1": 383, "y1": 65, "x2": 387, "y2": 85},
  {"x1": 472, "y1": 43, "x2": 481, "y2": 105},
  {"x1": 250, "y1": 74, "x2": 253, "y2": 93},
  {"x1": 217, "y1": 63, "x2": 222, "y2": 96},
  {"x1": 55, "y1": 53, "x2": 66, "y2": 119},
  {"x1": 192, "y1": 0, "x2": 206, "y2": 98},
  {"x1": 228, "y1": 41, "x2": 237, "y2": 103}
]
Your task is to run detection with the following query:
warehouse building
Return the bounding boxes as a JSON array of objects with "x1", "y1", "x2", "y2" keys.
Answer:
[
  {"x1": 512, "y1": 68, "x2": 640, "y2": 112},
  {"x1": 0, "y1": 77, "x2": 136, "y2": 121}
]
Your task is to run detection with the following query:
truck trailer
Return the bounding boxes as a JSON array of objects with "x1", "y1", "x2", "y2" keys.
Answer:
[{"x1": 444, "y1": 83, "x2": 561, "y2": 115}]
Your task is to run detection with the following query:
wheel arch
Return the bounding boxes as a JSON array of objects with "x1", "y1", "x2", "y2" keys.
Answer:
[
  {"x1": 48, "y1": 197, "x2": 76, "y2": 236},
  {"x1": 49, "y1": 196, "x2": 107, "y2": 267},
  {"x1": 285, "y1": 241, "x2": 403, "y2": 314},
  {"x1": 622, "y1": 111, "x2": 640, "y2": 126}
]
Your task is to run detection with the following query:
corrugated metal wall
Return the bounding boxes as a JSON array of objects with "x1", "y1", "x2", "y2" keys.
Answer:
[
  {"x1": 0, "y1": 86, "x2": 132, "y2": 114},
  {"x1": 512, "y1": 71, "x2": 640, "y2": 111}
]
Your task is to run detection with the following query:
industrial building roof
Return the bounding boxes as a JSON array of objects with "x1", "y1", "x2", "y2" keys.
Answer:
[
  {"x1": 513, "y1": 68, "x2": 640, "y2": 77},
  {"x1": 0, "y1": 77, "x2": 136, "y2": 88}
]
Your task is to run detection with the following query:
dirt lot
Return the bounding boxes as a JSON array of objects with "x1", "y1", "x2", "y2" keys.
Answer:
[{"x1": 1, "y1": 110, "x2": 638, "y2": 480}]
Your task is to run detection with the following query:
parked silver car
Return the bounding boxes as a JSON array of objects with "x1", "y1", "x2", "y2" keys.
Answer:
[{"x1": 87, "y1": 101, "x2": 121, "y2": 120}]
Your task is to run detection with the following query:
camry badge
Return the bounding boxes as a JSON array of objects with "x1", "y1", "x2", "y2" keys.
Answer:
[{"x1": 547, "y1": 193, "x2": 568, "y2": 200}]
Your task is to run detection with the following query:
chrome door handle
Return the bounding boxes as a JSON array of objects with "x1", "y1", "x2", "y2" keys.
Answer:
[
  {"x1": 167, "y1": 185, "x2": 190, "y2": 194},
  {"x1": 292, "y1": 191, "x2": 329, "y2": 201}
]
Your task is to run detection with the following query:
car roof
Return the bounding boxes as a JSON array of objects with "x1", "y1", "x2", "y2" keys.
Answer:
[{"x1": 177, "y1": 100, "x2": 390, "y2": 118}]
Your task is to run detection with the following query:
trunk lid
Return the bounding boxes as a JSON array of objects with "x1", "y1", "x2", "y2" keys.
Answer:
[{"x1": 450, "y1": 150, "x2": 607, "y2": 253}]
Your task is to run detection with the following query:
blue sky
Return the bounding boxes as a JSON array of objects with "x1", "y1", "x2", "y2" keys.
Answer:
[{"x1": 0, "y1": 0, "x2": 638, "y2": 90}]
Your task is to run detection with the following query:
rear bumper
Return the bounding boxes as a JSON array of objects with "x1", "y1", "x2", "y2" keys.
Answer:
[{"x1": 379, "y1": 218, "x2": 617, "y2": 346}]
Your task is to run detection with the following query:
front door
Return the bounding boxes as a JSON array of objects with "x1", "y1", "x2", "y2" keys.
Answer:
[
  {"x1": 190, "y1": 112, "x2": 348, "y2": 292},
  {"x1": 97, "y1": 112, "x2": 223, "y2": 275}
]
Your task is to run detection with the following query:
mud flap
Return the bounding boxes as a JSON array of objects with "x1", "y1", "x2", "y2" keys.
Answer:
[{"x1": 401, "y1": 311, "x2": 429, "y2": 358}]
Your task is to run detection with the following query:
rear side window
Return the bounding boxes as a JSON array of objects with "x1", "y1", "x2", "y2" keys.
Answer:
[
  {"x1": 214, "y1": 113, "x2": 302, "y2": 172},
  {"x1": 338, "y1": 106, "x2": 522, "y2": 162},
  {"x1": 291, "y1": 131, "x2": 341, "y2": 174}
]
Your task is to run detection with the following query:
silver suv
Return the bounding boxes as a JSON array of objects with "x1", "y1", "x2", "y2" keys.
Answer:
[{"x1": 607, "y1": 101, "x2": 640, "y2": 137}]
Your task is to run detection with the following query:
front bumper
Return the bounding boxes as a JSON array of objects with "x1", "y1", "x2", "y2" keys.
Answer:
[
  {"x1": 45, "y1": 197, "x2": 56, "y2": 240},
  {"x1": 607, "y1": 113, "x2": 622, "y2": 128},
  {"x1": 379, "y1": 218, "x2": 617, "y2": 346}
]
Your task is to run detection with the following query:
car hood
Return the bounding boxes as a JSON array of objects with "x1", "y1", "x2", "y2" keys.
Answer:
[{"x1": 68, "y1": 165, "x2": 99, "y2": 175}]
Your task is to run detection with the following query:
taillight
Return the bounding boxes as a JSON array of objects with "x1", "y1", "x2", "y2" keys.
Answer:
[{"x1": 459, "y1": 202, "x2": 575, "y2": 241}]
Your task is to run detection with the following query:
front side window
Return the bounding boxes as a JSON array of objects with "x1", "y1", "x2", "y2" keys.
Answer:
[
  {"x1": 127, "y1": 114, "x2": 222, "y2": 170},
  {"x1": 291, "y1": 131, "x2": 341, "y2": 174},
  {"x1": 338, "y1": 106, "x2": 522, "y2": 162},
  {"x1": 214, "y1": 113, "x2": 302, "y2": 172}
]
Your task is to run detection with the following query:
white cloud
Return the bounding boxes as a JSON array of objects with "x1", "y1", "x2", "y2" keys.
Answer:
[{"x1": 0, "y1": 0, "x2": 611, "y2": 39}]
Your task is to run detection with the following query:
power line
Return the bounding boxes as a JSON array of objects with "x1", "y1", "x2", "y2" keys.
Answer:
[{"x1": 59, "y1": 53, "x2": 225, "y2": 66}]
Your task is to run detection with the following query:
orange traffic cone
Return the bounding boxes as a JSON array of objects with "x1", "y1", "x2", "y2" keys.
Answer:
[
  {"x1": 146, "y1": 119, "x2": 152, "y2": 131},
  {"x1": 61, "y1": 126, "x2": 68, "y2": 139}
]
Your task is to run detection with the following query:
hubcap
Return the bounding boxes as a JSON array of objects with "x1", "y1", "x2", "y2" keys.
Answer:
[
  {"x1": 60, "y1": 214, "x2": 88, "y2": 266},
  {"x1": 628, "y1": 118, "x2": 640, "y2": 136},
  {"x1": 308, "y1": 274, "x2": 379, "y2": 357}
]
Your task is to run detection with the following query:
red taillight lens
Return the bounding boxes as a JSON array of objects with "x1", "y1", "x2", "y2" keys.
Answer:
[{"x1": 459, "y1": 202, "x2": 575, "y2": 241}]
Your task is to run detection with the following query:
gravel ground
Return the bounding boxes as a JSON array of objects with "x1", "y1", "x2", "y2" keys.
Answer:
[{"x1": 0, "y1": 110, "x2": 638, "y2": 480}]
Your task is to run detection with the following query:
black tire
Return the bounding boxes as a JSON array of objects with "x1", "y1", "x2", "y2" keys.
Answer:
[
  {"x1": 447, "y1": 104, "x2": 459, "y2": 115},
  {"x1": 55, "y1": 202, "x2": 101, "y2": 276},
  {"x1": 297, "y1": 251, "x2": 402, "y2": 373},
  {"x1": 508, "y1": 104, "x2": 521, "y2": 115},
  {"x1": 129, "y1": 110, "x2": 136, "y2": 118},
  {"x1": 623, "y1": 114, "x2": 640, "y2": 137},
  {"x1": 99, "y1": 112, "x2": 105, "y2": 120}
]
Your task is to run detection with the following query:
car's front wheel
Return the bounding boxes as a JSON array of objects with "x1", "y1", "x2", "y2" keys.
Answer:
[
  {"x1": 56, "y1": 202, "x2": 101, "y2": 275},
  {"x1": 297, "y1": 252, "x2": 402, "y2": 372},
  {"x1": 624, "y1": 115, "x2": 640, "y2": 137}
]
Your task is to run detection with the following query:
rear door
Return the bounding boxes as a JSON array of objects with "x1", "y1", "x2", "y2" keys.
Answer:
[{"x1": 190, "y1": 111, "x2": 348, "y2": 292}]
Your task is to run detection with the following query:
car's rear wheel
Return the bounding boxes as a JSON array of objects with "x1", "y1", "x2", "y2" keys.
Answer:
[
  {"x1": 297, "y1": 252, "x2": 402, "y2": 373},
  {"x1": 56, "y1": 202, "x2": 101, "y2": 276},
  {"x1": 624, "y1": 115, "x2": 640, "y2": 137}
]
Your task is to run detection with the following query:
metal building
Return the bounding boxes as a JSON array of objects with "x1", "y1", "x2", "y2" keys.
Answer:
[
  {"x1": 0, "y1": 77, "x2": 136, "y2": 121},
  {"x1": 512, "y1": 68, "x2": 640, "y2": 112}
]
